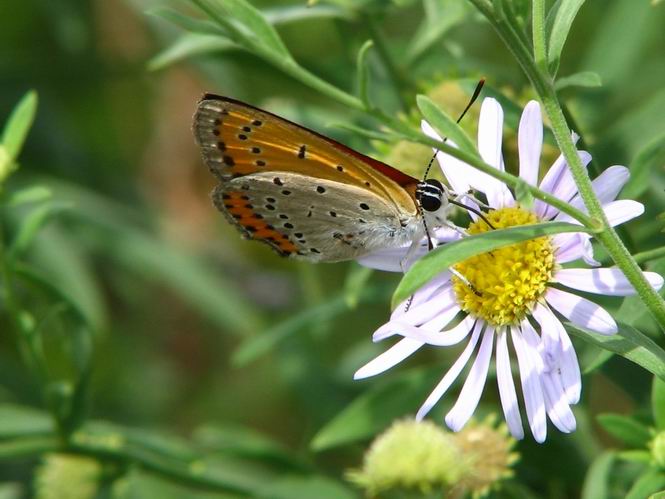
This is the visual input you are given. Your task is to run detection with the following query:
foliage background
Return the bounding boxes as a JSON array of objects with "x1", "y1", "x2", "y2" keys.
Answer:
[{"x1": 0, "y1": 0, "x2": 664, "y2": 497}]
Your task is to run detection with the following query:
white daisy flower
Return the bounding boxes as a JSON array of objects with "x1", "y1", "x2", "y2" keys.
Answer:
[{"x1": 355, "y1": 98, "x2": 664, "y2": 443}]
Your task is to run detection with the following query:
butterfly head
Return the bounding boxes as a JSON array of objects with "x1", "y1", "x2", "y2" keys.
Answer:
[{"x1": 415, "y1": 179, "x2": 449, "y2": 214}]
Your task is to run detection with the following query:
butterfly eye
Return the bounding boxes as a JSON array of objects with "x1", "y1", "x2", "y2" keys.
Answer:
[{"x1": 420, "y1": 195, "x2": 442, "y2": 212}]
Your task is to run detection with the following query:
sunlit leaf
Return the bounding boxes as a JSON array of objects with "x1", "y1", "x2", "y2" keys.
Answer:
[
  {"x1": 581, "y1": 452, "x2": 615, "y2": 499},
  {"x1": 393, "y1": 222, "x2": 588, "y2": 308},
  {"x1": 416, "y1": 94, "x2": 477, "y2": 156},
  {"x1": 555, "y1": 71, "x2": 602, "y2": 91},
  {"x1": 6, "y1": 185, "x2": 51, "y2": 207},
  {"x1": 148, "y1": 33, "x2": 236, "y2": 71},
  {"x1": 147, "y1": 7, "x2": 225, "y2": 35},
  {"x1": 191, "y1": 0, "x2": 293, "y2": 60},
  {"x1": 596, "y1": 414, "x2": 651, "y2": 447},
  {"x1": 8, "y1": 201, "x2": 72, "y2": 260},
  {"x1": 626, "y1": 470, "x2": 665, "y2": 499},
  {"x1": 547, "y1": 0, "x2": 586, "y2": 73},
  {"x1": 567, "y1": 322, "x2": 665, "y2": 382},
  {"x1": 1, "y1": 90, "x2": 38, "y2": 164},
  {"x1": 0, "y1": 404, "x2": 54, "y2": 438},
  {"x1": 356, "y1": 40, "x2": 374, "y2": 109},
  {"x1": 652, "y1": 376, "x2": 665, "y2": 430}
]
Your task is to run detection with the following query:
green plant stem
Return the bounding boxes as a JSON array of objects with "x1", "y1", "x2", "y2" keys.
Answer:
[
  {"x1": 531, "y1": 0, "x2": 548, "y2": 72},
  {"x1": 468, "y1": 0, "x2": 665, "y2": 331},
  {"x1": 634, "y1": 247, "x2": 665, "y2": 265}
]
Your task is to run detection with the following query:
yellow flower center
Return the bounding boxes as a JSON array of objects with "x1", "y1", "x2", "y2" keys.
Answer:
[{"x1": 452, "y1": 206, "x2": 555, "y2": 326}]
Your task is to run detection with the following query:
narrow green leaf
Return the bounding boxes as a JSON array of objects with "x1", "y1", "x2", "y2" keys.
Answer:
[
  {"x1": 191, "y1": 0, "x2": 293, "y2": 59},
  {"x1": 392, "y1": 222, "x2": 588, "y2": 308},
  {"x1": 8, "y1": 202, "x2": 71, "y2": 260},
  {"x1": 618, "y1": 450, "x2": 652, "y2": 464},
  {"x1": 547, "y1": 0, "x2": 586, "y2": 72},
  {"x1": 263, "y1": 4, "x2": 352, "y2": 24},
  {"x1": 0, "y1": 404, "x2": 54, "y2": 438},
  {"x1": 1, "y1": 90, "x2": 38, "y2": 162},
  {"x1": 596, "y1": 414, "x2": 652, "y2": 447},
  {"x1": 626, "y1": 470, "x2": 665, "y2": 499},
  {"x1": 6, "y1": 185, "x2": 52, "y2": 206},
  {"x1": 581, "y1": 452, "x2": 615, "y2": 499},
  {"x1": 622, "y1": 133, "x2": 665, "y2": 199},
  {"x1": 580, "y1": 347, "x2": 613, "y2": 374},
  {"x1": 328, "y1": 122, "x2": 397, "y2": 142},
  {"x1": 652, "y1": 376, "x2": 665, "y2": 430},
  {"x1": 356, "y1": 40, "x2": 374, "y2": 109},
  {"x1": 233, "y1": 293, "x2": 350, "y2": 367},
  {"x1": 146, "y1": 7, "x2": 225, "y2": 35},
  {"x1": 555, "y1": 71, "x2": 602, "y2": 91},
  {"x1": 148, "y1": 33, "x2": 236, "y2": 71},
  {"x1": 566, "y1": 322, "x2": 665, "y2": 382},
  {"x1": 310, "y1": 367, "x2": 441, "y2": 451},
  {"x1": 416, "y1": 94, "x2": 477, "y2": 156}
]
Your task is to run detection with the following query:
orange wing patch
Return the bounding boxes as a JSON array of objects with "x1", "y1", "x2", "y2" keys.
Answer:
[{"x1": 212, "y1": 188, "x2": 299, "y2": 256}]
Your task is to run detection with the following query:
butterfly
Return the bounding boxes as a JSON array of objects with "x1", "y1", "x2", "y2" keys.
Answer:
[{"x1": 193, "y1": 94, "x2": 459, "y2": 263}]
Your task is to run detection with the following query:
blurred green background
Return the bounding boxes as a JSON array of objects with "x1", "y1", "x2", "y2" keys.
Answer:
[{"x1": 1, "y1": 0, "x2": 665, "y2": 497}]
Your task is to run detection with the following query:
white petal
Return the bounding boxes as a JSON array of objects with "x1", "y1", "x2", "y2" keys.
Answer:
[
  {"x1": 445, "y1": 325, "x2": 495, "y2": 431},
  {"x1": 395, "y1": 286, "x2": 456, "y2": 326},
  {"x1": 533, "y1": 305, "x2": 581, "y2": 405},
  {"x1": 391, "y1": 273, "x2": 452, "y2": 320},
  {"x1": 512, "y1": 324, "x2": 547, "y2": 443},
  {"x1": 416, "y1": 322, "x2": 482, "y2": 420},
  {"x1": 555, "y1": 268, "x2": 664, "y2": 296},
  {"x1": 535, "y1": 151, "x2": 591, "y2": 219},
  {"x1": 518, "y1": 101, "x2": 542, "y2": 187},
  {"x1": 496, "y1": 328, "x2": 524, "y2": 439},
  {"x1": 545, "y1": 288, "x2": 617, "y2": 335},
  {"x1": 475, "y1": 98, "x2": 512, "y2": 208},
  {"x1": 603, "y1": 200, "x2": 645, "y2": 227},
  {"x1": 377, "y1": 296, "x2": 461, "y2": 342},
  {"x1": 421, "y1": 120, "x2": 472, "y2": 194},
  {"x1": 354, "y1": 338, "x2": 422, "y2": 380},
  {"x1": 542, "y1": 372, "x2": 577, "y2": 433},
  {"x1": 387, "y1": 314, "x2": 474, "y2": 346},
  {"x1": 589, "y1": 165, "x2": 630, "y2": 203}
]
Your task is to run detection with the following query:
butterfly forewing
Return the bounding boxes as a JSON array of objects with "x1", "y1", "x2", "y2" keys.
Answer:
[{"x1": 194, "y1": 95, "x2": 420, "y2": 261}]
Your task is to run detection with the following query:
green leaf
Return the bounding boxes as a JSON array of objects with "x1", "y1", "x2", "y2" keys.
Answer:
[
  {"x1": 566, "y1": 322, "x2": 665, "y2": 382},
  {"x1": 580, "y1": 346, "x2": 613, "y2": 374},
  {"x1": 547, "y1": 0, "x2": 586, "y2": 73},
  {"x1": 622, "y1": 133, "x2": 665, "y2": 199},
  {"x1": 8, "y1": 201, "x2": 72, "y2": 260},
  {"x1": 0, "y1": 404, "x2": 54, "y2": 438},
  {"x1": 310, "y1": 367, "x2": 441, "y2": 451},
  {"x1": 581, "y1": 452, "x2": 616, "y2": 499},
  {"x1": 232, "y1": 292, "x2": 352, "y2": 366},
  {"x1": 652, "y1": 376, "x2": 665, "y2": 430},
  {"x1": 146, "y1": 7, "x2": 225, "y2": 35},
  {"x1": 555, "y1": 71, "x2": 602, "y2": 91},
  {"x1": 194, "y1": 425, "x2": 307, "y2": 470},
  {"x1": 617, "y1": 450, "x2": 652, "y2": 464},
  {"x1": 263, "y1": 4, "x2": 352, "y2": 24},
  {"x1": 392, "y1": 222, "x2": 588, "y2": 308},
  {"x1": 416, "y1": 94, "x2": 477, "y2": 157},
  {"x1": 148, "y1": 33, "x2": 236, "y2": 71},
  {"x1": 191, "y1": 0, "x2": 293, "y2": 60},
  {"x1": 596, "y1": 414, "x2": 652, "y2": 447},
  {"x1": 626, "y1": 470, "x2": 665, "y2": 499},
  {"x1": 328, "y1": 122, "x2": 397, "y2": 143},
  {"x1": 1, "y1": 90, "x2": 38, "y2": 164},
  {"x1": 6, "y1": 185, "x2": 52, "y2": 207},
  {"x1": 257, "y1": 476, "x2": 356, "y2": 499},
  {"x1": 356, "y1": 40, "x2": 374, "y2": 109}
]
